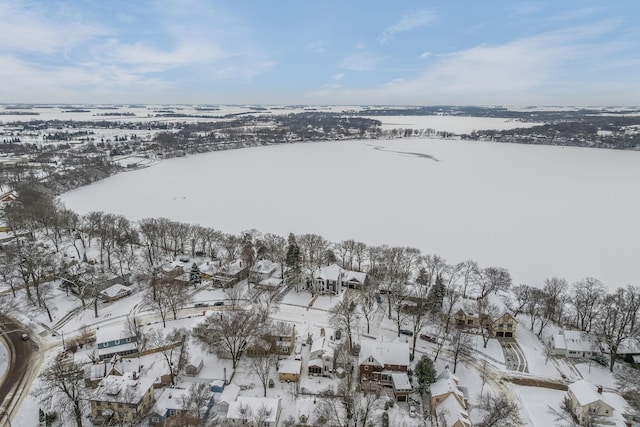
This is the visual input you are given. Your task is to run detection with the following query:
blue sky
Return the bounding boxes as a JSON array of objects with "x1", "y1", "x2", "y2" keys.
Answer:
[{"x1": 1, "y1": 0, "x2": 639, "y2": 105}]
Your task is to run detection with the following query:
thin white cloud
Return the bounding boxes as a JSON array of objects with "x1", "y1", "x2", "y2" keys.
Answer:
[
  {"x1": 340, "y1": 52, "x2": 383, "y2": 71},
  {"x1": 305, "y1": 42, "x2": 326, "y2": 54},
  {"x1": 332, "y1": 73, "x2": 345, "y2": 80},
  {"x1": 307, "y1": 21, "x2": 640, "y2": 106},
  {"x1": 419, "y1": 51, "x2": 431, "y2": 59},
  {"x1": 381, "y1": 10, "x2": 435, "y2": 42}
]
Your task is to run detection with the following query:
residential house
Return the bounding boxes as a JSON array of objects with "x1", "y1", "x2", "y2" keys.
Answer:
[
  {"x1": 295, "y1": 397, "x2": 327, "y2": 427},
  {"x1": 212, "y1": 260, "x2": 248, "y2": 288},
  {"x1": 451, "y1": 300, "x2": 480, "y2": 329},
  {"x1": 313, "y1": 264, "x2": 343, "y2": 295},
  {"x1": 96, "y1": 324, "x2": 139, "y2": 361},
  {"x1": 149, "y1": 387, "x2": 190, "y2": 426},
  {"x1": 215, "y1": 383, "x2": 240, "y2": 417},
  {"x1": 278, "y1": 360, "x2": 302, "y2": 382},
  {"x1": 309, "y1": 335, "x2": 335, "y2": 376},
  {"x1": 84, "y1": 358, "x2": 129, "y2": 388},
  {"x1": 430, "y1": 367, "x2": 469, "y2": 419},
  {"x1": 358, "y1": 338, "x2": 410, "y2": 397},
  {"x1": 312, "y1": 263, "x2": 367, "y2": 295},
  {"x1": 266, "y1": 321, "x2": 296, "y2": 356},
  {"x1": 489, "y1": 312, "x2": 518, "y2": 338},
  {"x1": 342, "y1": 269, "x2": 367, "y2": 290},
  {"x1": 226, "y1": 396, "x2": 281, "y2": 427},
  {"x1": 249, "y1": 260, "x2": 279, "y2": 285},
  {"x1": 436, "y1": 394, "x2": 472, "y2": 427},
  {"x1": 99, "y1": 283, "x2": 132, "y2": 302},
  {"x1": 550, "y1": 330, "x2": 600, "y2": 358},
  {"x1": 89, "y1": 372, "x2": 155, "y2": 425},
  {"x1": 567, "y1": 379, "x2": 615, "y2": 425}
]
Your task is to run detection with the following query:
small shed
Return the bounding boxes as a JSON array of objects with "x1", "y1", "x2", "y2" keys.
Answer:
[{"x1": 185, "y1": 357, "x2": 203, "y2": 376}]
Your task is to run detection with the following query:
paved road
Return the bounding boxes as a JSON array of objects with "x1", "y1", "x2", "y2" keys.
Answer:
[{"x1": 0, "y1": 314, "x2": 40, "y2": 427}]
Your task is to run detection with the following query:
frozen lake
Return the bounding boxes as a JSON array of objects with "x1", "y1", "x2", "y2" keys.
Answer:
[{"x1": 62, "y1": 138, "x2": 640, "y2": 288}]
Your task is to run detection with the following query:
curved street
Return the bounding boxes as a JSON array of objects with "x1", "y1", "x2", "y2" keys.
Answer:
[{"x1": 0, "y1": 314, "x2": 41, "y2": 427}]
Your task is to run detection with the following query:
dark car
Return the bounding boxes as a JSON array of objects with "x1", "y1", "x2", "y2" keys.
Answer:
[
  {"x1": 213, "y1": 301, "x2": 224, "y2": 307},
  {"x1": 419, "y1": 333, "x2": 437, "y2": 343},
  {"x1": 399, "y1": 329, "x2": 413, "y2": 337},
  {"x1": 194, "y1": 302, "x2": 209, "y2": 308},
  {"x1": 21, "y1": 333, "x2": 29, "y2": 341}
]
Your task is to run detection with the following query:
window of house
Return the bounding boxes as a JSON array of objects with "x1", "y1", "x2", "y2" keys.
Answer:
[
  {"x1": 115, "y1": 339, "x2": 120, "y2": 345},
  {"x1": 498, "y1": 324, "x2": 504, "y2": 328},
  {"x1": 364, "y1": 365, "x2": 368, "y2": 371},
  {"x1": 127, "y1": 337, "x2": 132, "y2": 342},
  {"x1": 467, "y1": 319, "x2": 473, "y2": 324}
]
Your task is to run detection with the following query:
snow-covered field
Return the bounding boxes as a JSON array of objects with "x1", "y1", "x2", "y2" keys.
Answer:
[
  {"x1": 364, "y1": 115, "x2": 543, "y2": 133},
  {"x1": 61, "y1": 138, "x2": 640, "y2": 288}
]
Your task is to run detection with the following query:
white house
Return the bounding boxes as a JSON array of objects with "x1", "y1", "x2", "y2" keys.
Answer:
[
  {"x1": 567, "y1": 379, "x2": 615, "y2": 425},
  {"x1": 312, "y1": 263, "x2": 367, "y2": 295},
  {"x1": 550, "y1": 330, "x2": 600, "y2": 358}
]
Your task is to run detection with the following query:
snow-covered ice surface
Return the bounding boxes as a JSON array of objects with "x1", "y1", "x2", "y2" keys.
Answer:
[{"x1": 61, "y1": 138, "x2": 640, "y2": 287}]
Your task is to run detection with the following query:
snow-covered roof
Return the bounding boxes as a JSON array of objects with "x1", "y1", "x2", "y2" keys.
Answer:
[
  {"x1": 96, "y1": 323, "x2": 132, "y2": 344},
  {"x1": 437, "y1": 393, "x2": 471, "y2": 427},
  {"x1": 632, "y1": 355, "x2": 640, "y2": 364},
  {"x1": 153, "y1": 387, "x2": 190, "y2": 412},
  {"x1": 310, "y1": 336, "x2": 334, "y2": 358},
  {"x1": 342, "y1": 270, "x2": 366, "y2": 283},
  {"x1": 430, "y1": 377, "x2": 465, "y2": 400},
  {"x1": 568, "y1": 379, "x2": 606, "y2": 406},
  {"x1": 296, "y1": 397, "x2": 322, "y2": 426},
  {"x1": 358, "y1": 339, "x2": 410, "y2": 367},
  {"x1": 552, "y1": 333, "x2": 566, "y2": 351},
  {"x1": 91, "y1": 372, "x2": 154, "y2": 404},
  {"x1": 391, "y1": 373, "x2": 411, "y2": 391},
  {"x1": 218, "y1": 383, "x2": 240, "y2": 405},
  {"x1": 98, "y1": 341, "x2": 138, "y2": 356},
  {"x1": 436, "y1": 367, "x2": 459, "y2": 384},
  {"x1": 227, "y1": 396, "x2": 280, "y2": 423},
  {"x1": 251, "y1": 259, "x2": 278, "y2": 274},
  {"x1": 278, "y1": 360, "x2": 302, "y2": 375},
  {"x1": 559, "y1": 330, "x2": 598, "y2": 353},
  {"x1": 99, "y1": 283, "x2": 131, "y2": 298},
  {"x1": 314, "y1": 263, "x2": 343, "y2": 281}
]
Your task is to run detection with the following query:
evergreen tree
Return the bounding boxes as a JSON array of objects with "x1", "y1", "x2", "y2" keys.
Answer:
[
  {"x1": 285, "y1": 233, "x2": 301, "y2": 291},
  {"x1": 414, "y1": 355, "x2": 437, "y2": 395},
  {"x1": 427, "y1": 274, "x2": 446, "y2": 315},
  {"x1": 189, "y1": 262, "x2": 201, "y2": 286}
]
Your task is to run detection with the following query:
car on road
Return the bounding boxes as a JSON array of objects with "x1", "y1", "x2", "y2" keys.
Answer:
[
  {"x1": 194, "y1": 302, "x2": 209, "y2": 308},
  {"x1": 409, "y1": 405, "x2": 417, "y2": 417},
  {"x1": 399, "y1": 329, "x2": 413, "y2": 337},
  {"x1": 213, "y1": 301, "x2": 224, "y2": 307},
  {"x1": 21, "y1": 333, "x2": 29, "y2": 341},
  {"x1": 419, "y1": 333, "x2": 437, "y2": 343}
]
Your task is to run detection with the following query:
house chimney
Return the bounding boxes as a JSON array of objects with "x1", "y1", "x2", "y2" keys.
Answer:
[{"x1": 597, "y1": 385, "x2": 603, "y2": 394}]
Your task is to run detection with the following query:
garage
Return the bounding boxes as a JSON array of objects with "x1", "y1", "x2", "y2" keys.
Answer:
[
  {"x1": 504, "y1": 332, "x2": 513, "y2": 338},
  {"x1": 496, "y1": 332, "x2": 504, "y2": 337}
]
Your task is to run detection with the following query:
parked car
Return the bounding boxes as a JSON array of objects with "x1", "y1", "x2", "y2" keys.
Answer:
[
  {"x1": 375, "y1": 294, "x2": 382, "y2": 303},
  {"x1": 21, "y1": 333, "x2": 29, "y2": 341},
  {"x1": 399, "y1": 329, "x2": 413, "y2": 337},
  {"x1": 268, "y1": 379, "x2": 275, "y2": 388},
  {"x1": 213, "y1": 301, "x2": 224, "y2": 307},
  {"x1": 194, "y1": 302, "x2": 209, "y2": 308},
  {"x1": 419, "y1": 333, "x2": 437, "y2": 343},
  {"x1": 409, "y1": 405, "x2": 417, "y2": 417}
]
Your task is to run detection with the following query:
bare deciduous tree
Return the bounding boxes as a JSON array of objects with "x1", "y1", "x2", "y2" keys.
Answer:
[
  {"x1": 475, "y1": 392, "x2": 522, "y2": 427},
  {"x1": 33, "y1": 351, "x2": 87, "y2": 427}
]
